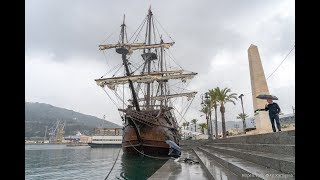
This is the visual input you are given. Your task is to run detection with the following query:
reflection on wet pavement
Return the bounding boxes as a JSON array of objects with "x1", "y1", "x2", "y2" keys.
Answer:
[{"x1": 148, "y1": 149, "x2": 210, "y2": 180}]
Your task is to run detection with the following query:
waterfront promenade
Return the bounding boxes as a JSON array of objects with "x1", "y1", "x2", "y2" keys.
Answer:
[{"x1": 148, "y1": 129, "x2": 295, "y2": 180}]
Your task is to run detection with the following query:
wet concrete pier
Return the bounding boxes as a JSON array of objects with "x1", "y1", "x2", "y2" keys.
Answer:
[
  {"x1": 148, "y1": 149, "x2": 211, "y2": 180},
  {"x1": 148, "y1": 130, "x2": 295, "y2": 180}
]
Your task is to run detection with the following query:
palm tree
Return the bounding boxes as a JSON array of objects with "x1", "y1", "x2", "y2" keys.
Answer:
[
  {"x1": 186, "y1": 121, "x2": 190, "y2": 130},
  {"x1": 200, "y1": 103, "x2": 211, "y2": 136},
  {"x1": 191, "y1": 119, "x2": 198, "y2": 132},
  {"x1": 182, "y1": 122, "x2": 188, "y2": 130},
  {"x1": 237, "y1": 113, "x2": 249, "y2": 133},
  {"x1": 208, "y1": 89, "x2": 219, "y2": 139},
  {"x1": 216, "y1": 87, "x2": 238, "y2": 138},
  {"x1": 198, "y1": 123, "x2": 207, "y2": 134}
]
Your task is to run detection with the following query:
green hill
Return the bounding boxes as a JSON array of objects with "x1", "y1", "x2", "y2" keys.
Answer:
[{"x1": 25, "y1": 102, "x2": 122, "y2": 138}]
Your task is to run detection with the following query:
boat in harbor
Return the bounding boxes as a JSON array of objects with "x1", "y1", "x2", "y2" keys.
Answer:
[
  {"x1": 94, "y1": 8, "x2": 197, "y2": 155},
  {"x1": 88, "y1": 128, "x2": 122, "y2": 148}
]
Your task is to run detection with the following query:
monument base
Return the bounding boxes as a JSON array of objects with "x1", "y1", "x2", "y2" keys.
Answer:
[{"x1": 249, "y1": 111, "x2": 273, "y2": 134}]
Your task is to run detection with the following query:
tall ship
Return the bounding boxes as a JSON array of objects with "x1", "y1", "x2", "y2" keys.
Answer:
[{"x1": 95, "y1": 8, "x2": 197, "y2": 156}]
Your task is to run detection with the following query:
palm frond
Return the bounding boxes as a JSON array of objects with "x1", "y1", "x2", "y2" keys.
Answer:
[
  {"x1": 228, "y1": 99, "x2": 236, "y2": 105},
  {"x1": 191, "y1": 119, "x2": 198, "y2": 124}
]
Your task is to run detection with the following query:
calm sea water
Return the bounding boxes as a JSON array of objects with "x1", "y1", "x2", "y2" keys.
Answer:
[{"x1": 25, "y1": 144, "x2": 167, "y2": 180}]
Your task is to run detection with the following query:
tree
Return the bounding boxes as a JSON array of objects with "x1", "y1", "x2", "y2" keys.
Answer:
[
  {"x1": 198, "y1": 123, "x2": 207, "y2": 134},
  {"x1": 216, "y1": 87, "x2": 238, "y2": 138},
  {"x1": 237, "y1": 113, "x2": 249, "y2": 133},
  {"x1": 191, "y1": 119, "x2": 198, "y2": 132},
  {"x1": 182, "y1": 122, "x2": 188, "y2": 130},
  {"x1": 186, "y1": 121, "x2": 190, "y2": 130},
  {"x1": 200, "y1": 103, "x2": 211, "y2": 136},
  {"x1": 208, "y1": 89, "x2": 219, "y2": 139}
]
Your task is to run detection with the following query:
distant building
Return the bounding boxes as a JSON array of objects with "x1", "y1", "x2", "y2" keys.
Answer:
[
  {"x1": 25, "y1": 140, "x2": 37, "y2": 144},
  {"x1": 64, "y1": 131, "x2": 92, "y2": 143},
  {"x1": 80, "y1": 135, "x2": 91, "y2": 143},
  {"x1": 88, "y1": 127, "x2": 122, "y2": 147},
  {"x1": 180, "y1": 129, "x2": 207, "y2": 140},
  {"x1": 64, "y1": 131, "x2": 81, "y2": 143},
  {"x1": 184, "y1": 123, "x2": 203, "y2": 134},
  {"x1": 93, "y1": 128, "x2": 123, "y2": 136},
  {"x1": 29, "y1": 137, "x2": 45, "y2": 143}
]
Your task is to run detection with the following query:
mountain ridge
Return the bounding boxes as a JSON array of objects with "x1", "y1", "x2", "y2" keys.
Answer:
[{"x1": 25, "y1": 102, "x2": 122, "y2": 138}]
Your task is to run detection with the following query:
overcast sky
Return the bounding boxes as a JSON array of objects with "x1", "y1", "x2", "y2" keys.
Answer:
[{"x1": 26, "y1": 0, "x2": 295, "y2": 126}]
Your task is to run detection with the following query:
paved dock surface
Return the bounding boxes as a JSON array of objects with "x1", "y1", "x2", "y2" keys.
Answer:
[
  {"x1": 148, "y1": 149, "x2": 210, "y2": 180},
  {"x1": 148, "y1": 130, "x2": 295, "y2": 179}
]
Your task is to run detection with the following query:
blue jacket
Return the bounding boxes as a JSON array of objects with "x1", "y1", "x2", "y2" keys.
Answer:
[{"x1": 265, "y1": 103, "x2": 281, "y2": 117}]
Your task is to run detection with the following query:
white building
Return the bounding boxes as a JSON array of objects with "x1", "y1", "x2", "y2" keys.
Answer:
[
  {"x1": 184, "y1": 123, "x2": 205, "y2": 134},
  {"x1": 180, "y1": 129, "x2": 208, "y2": 140}
]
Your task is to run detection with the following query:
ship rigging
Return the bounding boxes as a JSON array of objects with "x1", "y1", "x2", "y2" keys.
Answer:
[{"x1": 95, "y1": 8, "x2": 197, "y2": 155}]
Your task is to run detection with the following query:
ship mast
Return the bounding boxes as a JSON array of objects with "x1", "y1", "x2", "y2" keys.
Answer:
[
  {"x1": 160, "y1": 37, "x2": 165, "y2": 106},
  {"x1": 119, "y1": 15, "x2": 140, "y2": 111},
  {"x1": 145, "y1": 8, "x2": 153, "y2": 109},
  {"x1": 96, "y1": 9, "x2": 197, "y2": 112}
]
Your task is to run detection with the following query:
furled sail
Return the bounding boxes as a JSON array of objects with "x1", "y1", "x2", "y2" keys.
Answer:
[
  {"x1": 145, "y1": 70, "x2": 184, "y2": 75},
  {"x1": 128, "y1": 92, "x2": 197, "y2": 102},
  {"x1": 95, "y1": 72, "x2": 197, "y2": 90},
  {"x1": 128, "y1": 42, "x2": 174, "y2": 51},
  {"x1": 99, "y1": 42, "x2": 174, "y2": 54},
  {"x1": 98, "y1": 43, "x2": 145, "y2": 50}
]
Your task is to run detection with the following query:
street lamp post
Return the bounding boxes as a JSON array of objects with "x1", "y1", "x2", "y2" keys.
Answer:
[
  {"x1": 201, "y1": 92, "x2": 212, "y2": 139},
  {"x1": 200, "y1": 93, "x2": 208, "y2": 136},
  {"x1": 102, "y1": 115, "x2": 106, "y2": 127},
  {"x1": 205, "y1": 92, "x2": 214, "y2": 139},
  {"x1": 238, "y1": 94, "x2": 246, "y2": 134}
]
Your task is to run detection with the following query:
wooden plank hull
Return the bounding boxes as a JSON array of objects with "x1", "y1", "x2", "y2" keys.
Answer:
[
  {"x1": 122, "y1": 124, "x2": 179, "y2": 156},
  {"x1": 122, "y1": 143, "x2": 170, "y2": 155}
]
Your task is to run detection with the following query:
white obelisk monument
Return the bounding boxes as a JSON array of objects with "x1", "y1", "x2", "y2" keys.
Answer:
[{"x1": 248, "y1": 44, "x2": 273, "y2": 134}]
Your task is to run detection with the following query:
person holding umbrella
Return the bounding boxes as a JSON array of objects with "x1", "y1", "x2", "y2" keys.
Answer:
[{"x1": 255, "y1": 95, "x2": 282, "y2": 132}]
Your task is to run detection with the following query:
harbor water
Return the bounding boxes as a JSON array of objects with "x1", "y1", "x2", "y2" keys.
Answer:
[{"x1": 25, "y1": 144, "x2": 167, "y2": 180}]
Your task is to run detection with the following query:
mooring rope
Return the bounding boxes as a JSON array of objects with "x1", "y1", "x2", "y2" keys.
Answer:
[
  {"x1": 104, "y1": 148, "x2": 122, "y2": 180},
  {"x1": 127, "y1": 140, "x2": 171, "y2": 160}
]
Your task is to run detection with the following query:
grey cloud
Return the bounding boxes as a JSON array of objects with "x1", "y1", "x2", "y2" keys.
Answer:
[{"x1": 26, "y1": 0, "x2": 295, "y2": 123}]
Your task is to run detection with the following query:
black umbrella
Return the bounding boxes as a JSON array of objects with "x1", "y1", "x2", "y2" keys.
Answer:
[{"x1": 256, "y1": 94, "x2": 278, "y2": 100}]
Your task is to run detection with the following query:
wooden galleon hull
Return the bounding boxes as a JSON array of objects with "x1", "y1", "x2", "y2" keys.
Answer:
[{"x1": 122, "y1": 124, "x2": 179, "y2": 156}]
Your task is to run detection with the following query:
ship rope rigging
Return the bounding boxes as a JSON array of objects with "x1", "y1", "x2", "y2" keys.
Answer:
[
  {"x1": 95, "y1": 7, "x2": 197, "y2": 157},
  {"x1": 97, "y1": 13, "x2": 195, "y2": 119}
]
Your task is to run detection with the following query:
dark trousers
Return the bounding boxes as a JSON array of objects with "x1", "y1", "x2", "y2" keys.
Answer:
[
  {"x1": 169, "y1": 148, "x2": 181, "y2": 158},
  {"x1": 269, "y1": 114, "x2": 281, "y2": 132}
]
